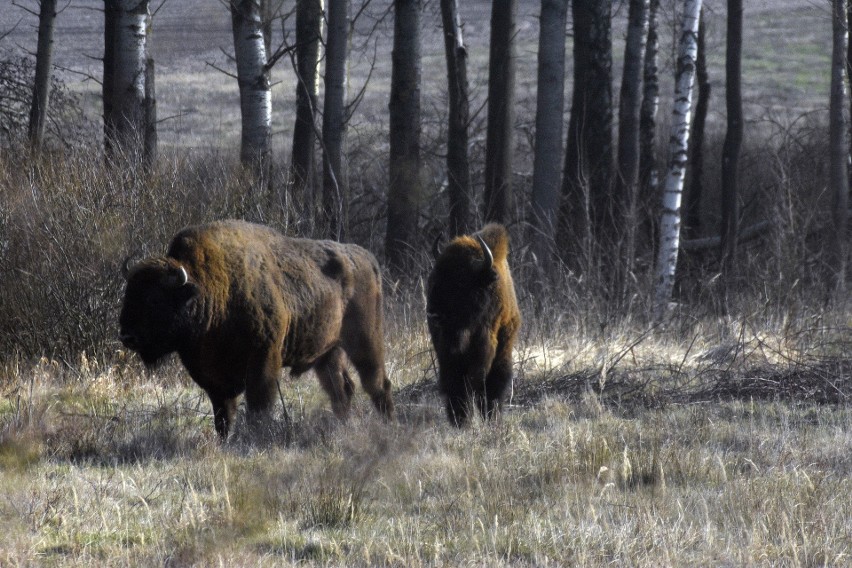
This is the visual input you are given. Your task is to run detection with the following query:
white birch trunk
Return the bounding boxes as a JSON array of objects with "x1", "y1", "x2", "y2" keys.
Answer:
[
  {"x1": 652, "y1": 0, "x2": 702, "y2": 320},
  {"x1": 231, "y1": 0, "x2": 272, "y2": 168},
  {"x1": 113, "y1": 0, "x2": 149, "y2": 151}
]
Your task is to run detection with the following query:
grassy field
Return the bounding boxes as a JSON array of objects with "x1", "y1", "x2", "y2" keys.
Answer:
[
  {"x1": 1, "y1": 309, "x2": 851, "y2": 565},
  {"x1": 1, "y1": 0, "x2": 851, "y2": 565}
]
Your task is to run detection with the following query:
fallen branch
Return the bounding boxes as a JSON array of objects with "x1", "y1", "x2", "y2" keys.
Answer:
[{"x1": 680, "y1": 219, "x2": 771, "y2": 251}]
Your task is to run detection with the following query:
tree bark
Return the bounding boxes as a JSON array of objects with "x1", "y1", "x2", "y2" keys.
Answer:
[
  {"x1": 653, "y1": 0, "x2": 702, "y2": 320},
  {"x1": 829, "y1": 0, "x2": 849, "y2": 293},
  {"x1": 112, "y1": 0, "x2": 150, "y2": 157},
  {"x1": 28, "y1": 0, "x2": 58, "y2": 151},
  {"x1": 440, "y1": 0, "x2": 472, "y2": 237},
  {"x1": 685, "y1": 11, "x2": 709, "y2": 241},
  {"x1": 719, "y1": 0, "x2": 743, "y2": 285},
  {"x1": 386, "y1": 0, "x2": 422, "y2": 273},
  {"x1": 615, "y1": 0, "x2": 650, "y2": 278},
  {"x1": 103, "y1": 0, "x2": 116, "y2": 157},
  {"x1": 482, "y1": 0, "x2": 517, "y2": 224},
  {"x1": 143, "y1": 57, "x2": 157, "y2": 167},
  {"x1": 231, "y1": 0, "x2": 272, "y2": 176},
  {"x1": 529, "y1": 0, "x2": 568, "y2": 269},
  {"x1": 638, "y1": 0, "x2": 660, "y2": 250},
  {"x1": 290, "y1": 0, "x2": 323, "y2": 207},
  {"x1": 322, "y1": 0, "x2": 349, "y2": 240},
  {"x1": 559, "y1": 0, "x2": 613, "y2": 272}
]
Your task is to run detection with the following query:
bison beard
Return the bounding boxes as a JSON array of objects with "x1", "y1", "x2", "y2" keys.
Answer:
[
  {"x1": 119, "y1": 220, "x2": 394, "y2": 439},
  {"x1": 426, "y1": 224, "x2": 521, "y2": 426}
]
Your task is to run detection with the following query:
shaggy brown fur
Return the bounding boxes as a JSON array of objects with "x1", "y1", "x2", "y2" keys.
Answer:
[
  {"x1": 119, "y1": 220, "x2": 394, "y2": 439},
  {"x1": 426, "y1": 224, "x2": 522, "y2": 426}
]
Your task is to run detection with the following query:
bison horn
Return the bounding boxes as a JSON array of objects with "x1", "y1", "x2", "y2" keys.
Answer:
[
  {"x1": 175, "y1": 266, "x2": 189, "y2": 287},
  {"x1": 121, "y1": 256, "x2": 133, "y2": 280},
  {"x1": 432, "y1": 232, "x2": 444, "y2": 259},
  {"x1": 164, "y1": 265, "x2": 189, "y2": 287},
  {"x1": 476, "y1": 235, "x2": 493, "y2": 271}
]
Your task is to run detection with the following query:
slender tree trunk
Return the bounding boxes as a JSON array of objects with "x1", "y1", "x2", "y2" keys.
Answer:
[
  {"x1": 829, "y1": 0, "x2": 849, "y2": 293},
  {"x1": 529, "y1": 0, "x2": 568, "y2": 270},
  {"x1": 112, "y1": 0, "x2": 150, "y2": 157},
  {"x1": 322, "y1": 0, "x2": 349, "y2": 239},
  {"x1": 482, "y1": 0, "x2": 516, "y2": 223},
  {"x1": 103, "y1": 0, "x2": 117, "y2": 157},
  {"x1": 231, "y1": 0, "x2": 272, "y2": 177},
  {"x1": 848, "y1": 0, "x2": 852, "y2": 193},
  {"x1": 638, "y1": 0, "x2": 660, "y2": 251},
  {"x1": 386, "y1": 0, "x2": 422, "y2": 273},
  {"x1": 28, "y1": 0, "x2": 58, "y2": 150},
  {"x1": 685, "y1": 11, "x2": 709, "y2": 241},
  {"x1": 719, "y1": 0, "x2": 743, "y2": 288},
  {"x1": 559, "y1": 0, "x2": 613, "y2": 273},
  {"x1": 653, "y1": 0, "x2": 702, "y2": 321},
  {"x1": 440, "y1": 0, "x2": 472, "y2": 237},
  {"x1": 615, "y1": 0, "x2": 650, "y2": 280},
  {"x1": 143, "y1": 57, "x2": 157, "y2": 167},
  {"x1": 290, "y1": 0, "x2": 323, "y2": 208}
]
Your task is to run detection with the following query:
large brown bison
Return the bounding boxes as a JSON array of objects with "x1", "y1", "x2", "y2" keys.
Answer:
[
  {"x1": 119, "y1": 220, "x2": 394, "y2": 439},
  {"x1": 426, "y1": 224, "x2": 521, "y2": 426}
]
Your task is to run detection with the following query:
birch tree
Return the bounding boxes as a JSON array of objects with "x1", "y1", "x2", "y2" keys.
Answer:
[
  {"x1": 322, "y1": 0, "x2": 349, "y2": 239},
  {"x1": 440, "y1": 0, "x2": 472, "y2": 237},
  {"x1": 829, "y1": 0, "x2": 849, "y2": 293},
  {"x1": 482, "y1": 0, "x2": 516, "y2": 223},
  {"x1": 231, "y1": 0, "x2": 272, "y2": 174},
  {"x1": 27, "y1": 0, "x2": 58, "y2": 151},
  {"x1": 653, "y1": 0, "x2": 702, "y2": 320},
  {"x1": 529, "y1": 0, "x2": 569, "y2": 269},
  {"x1": 105, "y1": 0, "x2": 150, "y2": 159},
  {"x1": 684, "y1": 12, "x2": 709, "y2": 241},
  {"x1": 386, "y1": 0, "x2": 422, "y2": 273}
]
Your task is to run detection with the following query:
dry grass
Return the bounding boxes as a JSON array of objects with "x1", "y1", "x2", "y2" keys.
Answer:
[{"x1": 0, "y1": 300, "x2": 850, "y2": 566}]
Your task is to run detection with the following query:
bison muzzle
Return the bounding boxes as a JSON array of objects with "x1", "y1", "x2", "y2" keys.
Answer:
[
  {"x1": 119, "y1": 220, "x2": 394, "y2": 439},
  {"x1": 426, "y1": 224, "x2": 521, "y2": 426}
]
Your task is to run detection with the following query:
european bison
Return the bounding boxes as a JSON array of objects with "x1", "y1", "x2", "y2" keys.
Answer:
[
  {"x1": 119, "y1": 220, "x2": 394, "y2": 439},
  {"x1": 426, "y1": 224, "x2": 522, "y2": 426}
]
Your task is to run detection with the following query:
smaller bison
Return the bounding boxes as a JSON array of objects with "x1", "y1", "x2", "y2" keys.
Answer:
[
  {"x1": 119, "y1": 220, "x2": 394, "y2": 439},
  {"x1": 426, "y1": 224, "x2": 521, "y2": 426}
]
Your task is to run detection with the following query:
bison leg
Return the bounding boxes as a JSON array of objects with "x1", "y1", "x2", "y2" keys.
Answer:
[
  {"x1": 209, "y1": 393, "x2": 239, "y2": 440},
  {"x1": 349, "y1": 355, "x2": 395, "y2": 420},
  {"x1": 445, "y1": 392, "x2": 472, "y2": 427},
  {"x1": 481, "y1": 332, "x2": 514, "y2": 421},
  {"x1": 243, "y1": 351, "x2": 283, "y2": 433},
  {"x1": 314, "y1": 347, "x2": 355, "y2": 419}
]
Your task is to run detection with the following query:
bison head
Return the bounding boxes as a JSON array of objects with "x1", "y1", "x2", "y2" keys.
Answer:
[
  {"x1": 119, "y1": 257, "x2": 199, "y2": 368},
  {"x1": 427, "y1": 234, "x2": 497, "y2": 355}
]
